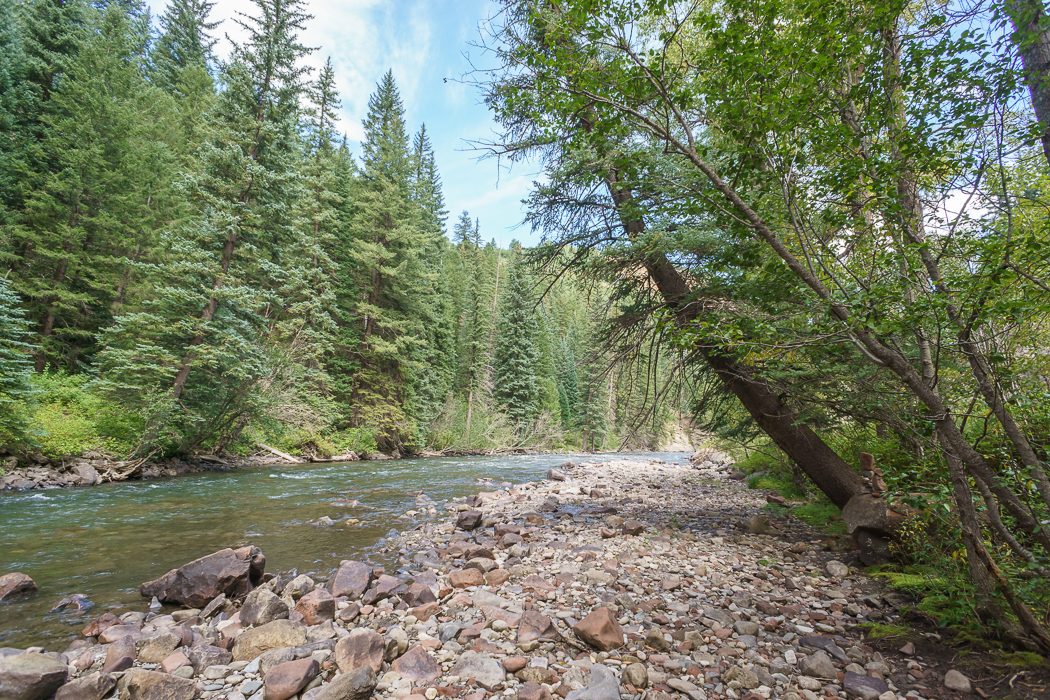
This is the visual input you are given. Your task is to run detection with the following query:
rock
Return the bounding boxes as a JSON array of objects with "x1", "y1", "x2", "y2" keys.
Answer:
[
  {"x1": 294, "y1": 588, "x2": 335, "y2": 625},
  {"x1": 0, "y1": 573, "x2": 38, "y2": 602},
  {"x1": 386, "y1": 627, "x2": 409, "y2": 657},
  {"x1": 282, "y1": 574, "x2": 314, "y2": 600},
  {"x1": 824, "y1": 560, "x2": 850, "y2": 578},
  {"x1": 135, "y1": 629, "x2": 182, "y2": 663},
  {"x1": 799, "y1": 650, "x2": 838, "y2": 679},
  {"x1": 733, "y1": 620, "x2": 760, "y2": 636},
  {"x1": 518, "y1": 611, "x2": 558, "y2": 643},
  {"x1": 187, "y1": 644, "x2": 233, "y2": 673},
  {"x1": 944, "y1": 670, "x2": 972, "y2": 693},
  {"x1": 139, "y1": 546, "x2": 265, "y2": 607},
  {"x1": 121, "y1": 669, "x2": 196, "y2": 700},
  {"x1": 855, "y1": 530, "x2": 893, "y2": 566},
  {"x1": 98, "y1": 625, "x2": 140, "y2": 644},
  {"x1": 258, "y1": 648, "x2": 297, "y2": 676},
  {"x1": 517, "y1": 680, "x2": 552, "y2": 700},
  {"x1": 51, "y1": 594, "x2": 92, "y2": 612},
  {"x1": 450, "y1": 569, "x2": 485, "y2": 588},
  {"x1": 842, "y1": 494, "x2": 908, "y2": 537},
  {"x1": 843, "y1": 671, "x2": 889, "y2": 700},
  {"x1": 70, "y1": 462, "x2": 99, "y2": 486},
  {"x1": 504, "y1": 657, "x2": 528, "y2": 673},
  {"x1": 242, "y1": 588, "x2": 290, "y2": 627},
  {"x1": 327, "y1": 561, "x2": 373, "y2": 600},
  {"x1": 55, "y1": 672, "x2": 115, "y2": 700},
  {"x1": 233, "y1": 621, "x2": 306, "y2": 662},
  {"x1": 546, "y1": 469, "x2": 567, "y2": 482},
  {"x1": 263, "y1": 658, "x2": 319, "y2": 700},
  {"x1": 82, "y1": 612, "x2": 121, "y2": 638},
  {"x1": 310, "y1": 665, "x2": 376, "y2": 700},
  {"x1": 573, "y1": 607, "x2": 624, "y2": 651},
  {"x1": 102, "y1": 638, "x2": 135, "y2": 674},
  {"x1": 159, "y1": 653, "x2": 190, "y2": 674},
  {"x1": 389, "y1": 646, "x2": 440, "y2": 683},
  {"x1": 620, "y1": 520, "x2": 645, "y2": 536},
  {"x1": 450, "y1": 651, "x2": 506, "y2": 691},
  {"x1": 644, "y1": 627, "x2": 670, "y2": 652},
  {"x1": 723, "y1": 666, "x2": 759, "y2": 690},
  {"x1": 622, "y1": 663, "x2": 648, "y2": 689},
  {"x1": 744, "y1": 514, "x2": 771, "y2": 534},
  {"x1": 0, "y1": 652, "x2": 68, "y2": 700},
  {"x1": 456, "y1": 510, "x2": 483, "y2": 531},
  {"x1": 565, "y1": 664, "x2": 620, "y2": 700},
  {"x1": 400, "y1": 583, "x2": 436, "y2": 607},
  {"x1": 333, "y1": 628, "x2": 385, "y2": 674},
  {"x1": 516, "y1": 667, "x2": 557, "y2": 685}
]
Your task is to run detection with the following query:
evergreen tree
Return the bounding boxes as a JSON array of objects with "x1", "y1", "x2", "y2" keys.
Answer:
[
  {"x1": 0, "y1": 278, "x2": 36, "y2": 447},
  {"x1": 98, "y1": 0, "x2": 314, "y2": 451},
  {"x1": 150, "y1": 0, "x2": 218, "y2": 94},
  {"x1": 493, "y1": 247, "x2": 541, "y2": 425}
]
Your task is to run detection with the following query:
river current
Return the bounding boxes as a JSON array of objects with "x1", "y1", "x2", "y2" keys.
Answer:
[{"x1": 0, "y1": 452, "x2": 688, "y2": 649}]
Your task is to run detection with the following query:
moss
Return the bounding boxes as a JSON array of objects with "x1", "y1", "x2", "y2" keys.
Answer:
[
  {"x1": 793, "y1": 503, "x2": 848, "y2": 535},
  {"x1": 857, "y1": 623, "x2": 910, "y2": 640},
  {"x1": 994, "y1": 652, "x2": 1049, "y2": 667}
]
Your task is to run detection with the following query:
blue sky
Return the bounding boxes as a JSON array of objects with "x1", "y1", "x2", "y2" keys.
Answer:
[{"x1": 145, "y1": 0, "x2": 541, "y2": 245}]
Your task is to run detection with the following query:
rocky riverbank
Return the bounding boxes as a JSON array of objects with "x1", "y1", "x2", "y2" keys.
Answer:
[{"x1": 0, "y1": 457, "x2": 1022, "y2": 700}]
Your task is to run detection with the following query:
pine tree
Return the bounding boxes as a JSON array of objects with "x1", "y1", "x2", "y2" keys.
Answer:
[
  {"x1": 0, "y1": 277, "x2": 36, "y2": 447},
  {"x1": 98, "y1": 0, "x2": 314, "y2": 450},
  {"x1": 4, "y1": 1, "x2": 179, "y2": 372},
  {"x1": 150, "y1": 0, "x2": 218, "y2": 94},
  {"x1": 493, "y1": 246, "x2": 541, "y2": 425},
  {"x1": 343, "y1": 71, "x2": 431, "y2": 449}
]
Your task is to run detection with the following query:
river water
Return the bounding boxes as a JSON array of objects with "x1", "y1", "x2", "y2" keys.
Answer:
[{"x1": 0, "y1": 452, "x2": 688, "y2": 650}]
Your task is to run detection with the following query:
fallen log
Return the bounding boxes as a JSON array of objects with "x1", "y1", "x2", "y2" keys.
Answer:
[{"x1": 257, "y1": 444, "x2": 303, "y2": 464}]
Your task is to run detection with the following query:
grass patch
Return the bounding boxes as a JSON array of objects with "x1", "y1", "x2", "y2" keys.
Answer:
[
  {"x1": 856, "y1": 623, "x2": 910, "y2": 640},
  {"x1": 793, "y1": 502, "x2": 848, "y2": 535}
]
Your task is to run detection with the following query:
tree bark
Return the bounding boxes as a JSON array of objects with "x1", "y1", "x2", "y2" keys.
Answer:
[
  {"x1": 603, "y1": 170, "x2": 867, "y2": 508},
  {"x1": 1004, "y1": 0, "x2": 1050, "y2": 167}
]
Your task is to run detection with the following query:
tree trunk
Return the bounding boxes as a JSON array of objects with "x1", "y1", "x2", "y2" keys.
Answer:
[
  {"x1": 603, "y1": 171, "x2": 867, "y2": 508},
  {"x1": 1005, "y1": 0, "x2": 1050, "y2": 167}
]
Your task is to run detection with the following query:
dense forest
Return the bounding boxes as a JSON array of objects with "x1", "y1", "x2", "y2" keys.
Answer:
[{"x1": 0, "y1": 0, "x2": 694, "y2": 460}]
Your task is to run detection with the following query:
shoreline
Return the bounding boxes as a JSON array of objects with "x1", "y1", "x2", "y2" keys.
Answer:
[{"x1": 0, "y1": 456, "x2": 1005, "y2": 700}]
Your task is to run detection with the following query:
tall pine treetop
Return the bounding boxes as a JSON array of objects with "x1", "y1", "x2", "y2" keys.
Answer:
[
  {"x1": 231, "y1": 0, "x2": 315, "y2": 108},
  {"x1": 361, "y1": 70, "x2": 409, "y2": 184},
  {"x1": 151, "y1": 0, "x2": 219, "y2": 93}
]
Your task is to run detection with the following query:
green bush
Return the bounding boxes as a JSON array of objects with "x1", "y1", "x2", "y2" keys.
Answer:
[{"x1": 28, "y1": 372, "x2": 141, "y2": 456}]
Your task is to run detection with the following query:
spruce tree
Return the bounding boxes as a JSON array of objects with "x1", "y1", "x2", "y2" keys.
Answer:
[
  {"x1": 493, "y1": 246, "x2": 541, "y2": 426},
  {"x1": 98, "y1": 0, "x2": 314, "y2": 450},
  {"x1": 0, "y1": 278, "x2": 36, "y2": 447},
  {"x1": 150, "y1": 0, "x2": 218, "y2": 94}
]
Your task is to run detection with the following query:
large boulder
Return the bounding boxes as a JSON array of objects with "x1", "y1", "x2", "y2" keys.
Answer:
[
  {"x1": 241, "y1": 588, "x2": 290, "y2": 627},
  {"x1": 333, "y1": 628, "x2": 384, "y2": 674},
  {"x1": 842, "y1": 494, "x2": 908, "y2": 537},
  {"x1": 135, "y1": 630, "x2": 182, "y2": 664},
  {"x1": 0, "y1": 653, "x2": 68, "y2": 700},
  {"x1": 139, "y1": 546, "x2": 265, "y2": 607},
  {"x1": 263, "y1": 658, "x2": 319, "y2": 700},
  {"x1": 326, "y1": 561, "x2": 373, "y2": 600},
  {"x1": 572, "y1": 608, "x2": 624, "y2": 651},
  {"x1": 120, "y1": 669, "x2": 196, "y2": 700},
  {"x1": 0, "y1": 573, "x2": 38, "y2": 602},
  {"x1": 233, "y1": 620, "x2": 307, "y2": 662},
  {"x1": 311, "y1": 665, "x2": 376, "y2": 700},
  {"x1": 295, "y1": 588, "x2": 335, "y2": 625},
  {"x1": 55, "y1": 672, "x2": 115, "y2": 700}
]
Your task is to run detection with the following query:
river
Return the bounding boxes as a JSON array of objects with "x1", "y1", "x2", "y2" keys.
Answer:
[{"x1": 0, "y1": 452, "x2": 688, "y2": 650}]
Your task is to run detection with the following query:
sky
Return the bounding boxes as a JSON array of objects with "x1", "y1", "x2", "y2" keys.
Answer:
[{"x1": 144, "y1": 0, "x2": 541, "y2": 246}]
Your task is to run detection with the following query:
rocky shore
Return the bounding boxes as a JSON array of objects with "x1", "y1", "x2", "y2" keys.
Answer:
[{"x1": 0, "y1": 457, "x2": 994, "y2": 700}]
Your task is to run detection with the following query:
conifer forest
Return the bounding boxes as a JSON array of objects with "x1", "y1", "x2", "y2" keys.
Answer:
[{"x1": 4, "y1": 0, "x2": 1050, "y2": 652}]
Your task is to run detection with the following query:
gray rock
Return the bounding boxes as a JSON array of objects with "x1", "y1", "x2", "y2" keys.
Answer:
[
  {"x1": 188, "y1": 644, "x2": 233, "y2": 674},
  {"x1": 733, "y1": 620, "x2": 760, "y2": 636},
  {"x1": 241, "y1": 588, "x2": 290, "y2": 627},
  {"x1": 622, "y1": 664, "x2": 647, "y2": 689},
  {"x1": 565, "y1": 664, "x2": 620, "y2": 700},
  {"x1": 843, "y1": 671, "x2": 888, "y2": 700},
  {"x1": 134, "y1": 629, "x2": 182, "y2": 663},
  {"x1": 311, "y1": 665, "x2": 377, "y2": 700},
  {"x1": 944, "y1": 669, "x2": 972, "y2": 693},
  {"x1": 55, "y1": 672, "x2": 115, "y2": 700},
  {"x1": 824, "y1": 560, "x2": 849, "y2": 578},
  {"x1": 120, "y1": 669, "x2": 196, "y2": 700},
  {"x1": 799, "y1": 650, "x2": 838, "y2": 679},
  {"x1": 0, "y1": 653, "x2": 68, "y2": 700},
  {"x1": 744, "y1": 514, "x2": 771, "y2": 534},
  {"x1": 450, "y1": 651, "x2": 506, "y2": 691}
]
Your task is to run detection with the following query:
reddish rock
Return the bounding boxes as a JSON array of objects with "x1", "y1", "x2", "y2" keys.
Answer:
[
  {"x1": 521, "y1": 575, "x2": 553, "y2": 592},
  {"x1": 450, "y1": 569, "x2": 485, "y2": 588},
  {"x1": 263, "y1": 658, "x2": 319, "y2": 700},
  {"x1": 361, "y1": 575, "x2": 399, "y2": 605},
  {"x1": 102, "y1": 638, "x2": 135, "y2": 674},
  {"x1": 504, "y1": 656, "x2": 528, "y2": 673},
  {"x1": 139, "y1": 546, "x2": 265, "y2": 607},
  {"x1": 159, "y1": 652, "x2": 190, "y2": 674},
  {"x1": 480, "y1": 605, "x2": 521, "y2": 628},
  {"x1": 122, "y1": 669, "x2": 195, "y2": 700},
  {"x1": 518, "y1": 681, "x2": 552, "y2": 700},
  {"x1": 401, "y1": 583, "x2": 436, "y2": 607},
  {"x1": 334, "y1": 628, "x2": 385, "y2": 674},
  {"x1": 546, "y1": 469, "x2": 567, "y2": 482},
  {"x1": 456, "y1": 510, "x2": 483, "y2": 530},
  {"x1": 55, "y1": 671, "x2": 115, "y2": 700},
  {"x1": 620, "y1": 520, "x2": 645, "y2": 536},
  {"x1": 0, "y1": 573, "x2": 38, "y2": 602},
  {"x1": 390, "y1": 645, "x2": 441, "y2": 683},
  {"x1": 98, "y1": 625, "x2": 140, "y2": 644},
  {"x1": 295, "y1": 588, "x2": 335, "y2": 625},
  {"x1": 408, "y1": 602, "x2": 439, "y2": 622},
  {"x1": 517, "y1": 611, "x2": 558, "y2": 643},
  {"x1": 82, "y1": 612, "x2": 121, "y2": 638},
  {"x1": 573, "y1": 607, "x2": 624, "y2": 651},
  {"x1": 327, "y1": 561, "x2": 374, "y2": 600},
  {"x1": 338, "y1": 603, "x2": 360, "y2": 623},
  {"x1": 485, "y1": 570, "x2": 510, "y2": 587}
]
